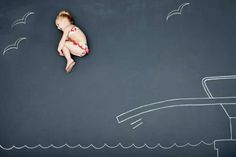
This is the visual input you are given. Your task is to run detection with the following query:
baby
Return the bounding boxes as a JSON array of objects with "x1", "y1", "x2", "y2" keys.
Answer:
[{"x1": 55, "y1": 11, "x2": 89, "y2": 73}]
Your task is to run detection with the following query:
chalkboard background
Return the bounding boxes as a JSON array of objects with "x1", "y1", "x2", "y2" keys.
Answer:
[{"x1": 0, "y1": 0, "x2": 236, "y2": 156}]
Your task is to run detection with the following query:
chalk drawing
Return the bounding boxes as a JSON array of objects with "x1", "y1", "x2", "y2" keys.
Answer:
[
  {"x1": 2, "y1": 37, "x2": 27, "y2": 55},
  {"x1": 133, "y1": 122, "x2": 143, "y2": 130},
  {"x1": 0, "y1": 75, "x2": 235, "y2": 152},
  {"x1": 166, "y1": 3, "x2": 190, "y2": 21},
  {"x1": 130, "y1": 118, "x2": 143, "y2": 129},
  {"x1": 11, "y1": 12, "x2": 35, "y2": 28},
  {"x1": 201, "y1": 75, "x2": 236, "y2": 157},
  {"x1": 0, "y1": 141, "x2": 214, "y2": 150},
  {"x1": 116, "y1": 96, "x2": 236, "y2": 125},
  {"x1": 214, "y1": 139, "x2": 236, "y2": 157},
  {"x1": 115, "y1": 74, "x2": 236, "y2": 157},
  {"x1": 130, "y1": 118, "x2": 142, "y2": 125}
]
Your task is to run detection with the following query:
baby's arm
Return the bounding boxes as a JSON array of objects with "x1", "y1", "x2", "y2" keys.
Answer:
[{"x1": 57, "y1": 28, "x2": 70, "y2": 54}]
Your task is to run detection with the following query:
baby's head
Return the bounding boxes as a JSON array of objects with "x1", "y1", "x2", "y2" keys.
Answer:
[{"x1": 55, "y1": 11, "x2": 74, "y2": 31}]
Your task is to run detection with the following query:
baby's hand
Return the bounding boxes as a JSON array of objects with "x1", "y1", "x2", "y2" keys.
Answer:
[
  {"x1": 59, "y1": 51, "x2": 64, "y2": 56},
  {"x1": 58, "y1": 48, "x2": 64, "y2": 56}
]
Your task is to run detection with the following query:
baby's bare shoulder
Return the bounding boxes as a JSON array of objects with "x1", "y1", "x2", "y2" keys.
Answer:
[{"x1": 74, "y1": 25, "x2": 83, "y2": 32}]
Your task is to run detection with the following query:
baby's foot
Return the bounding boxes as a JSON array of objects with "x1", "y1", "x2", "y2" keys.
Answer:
[{"x1": 65, "y1": 59, "x2": 75, "y2": 73}]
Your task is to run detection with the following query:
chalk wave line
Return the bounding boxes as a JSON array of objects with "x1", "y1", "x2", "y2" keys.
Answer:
[{"x1": 0, "y1": 141, "x2": 213, "y2": 150}]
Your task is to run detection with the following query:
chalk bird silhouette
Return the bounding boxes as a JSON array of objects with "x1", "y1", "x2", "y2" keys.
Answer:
[
  {"x1": 2, "y1": 37, "x2": 27, "y2": 55},
  {"x1": 11, "y1": 12, "x2": 35, "y2": 28},
  {"x1": 166, "y1": 3, "x2": 190, "y2": 21}
]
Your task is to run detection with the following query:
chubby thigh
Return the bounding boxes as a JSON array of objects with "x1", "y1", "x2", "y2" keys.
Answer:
[{"x1": 65, "y1": 41, "x2": 88, "y2": 57}]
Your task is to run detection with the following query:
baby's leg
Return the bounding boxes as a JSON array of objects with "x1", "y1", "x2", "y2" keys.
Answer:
[
  {"x1": 62, "y1": 46, "x2": 75, "y2": 72},
  {"x1": 62, "y1": 46, "x2": 73, "y2": 62},
  {"x1": 65, "y1": 41, "x2": 88, "y2": 57}
]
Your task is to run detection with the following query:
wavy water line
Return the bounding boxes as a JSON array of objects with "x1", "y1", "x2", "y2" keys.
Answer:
[{"x1": 0, "y1": 141, "x2": 214, "y2": 150}]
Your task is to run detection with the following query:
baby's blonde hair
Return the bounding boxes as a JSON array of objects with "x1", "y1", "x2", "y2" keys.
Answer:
[{"x1": 55, "y1": 10, "x2": 74, "y2": 24}]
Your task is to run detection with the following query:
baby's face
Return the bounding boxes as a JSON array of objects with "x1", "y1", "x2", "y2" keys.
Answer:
[{"x1": 56, "y1": 18, "x2": 68, "y2": 31}]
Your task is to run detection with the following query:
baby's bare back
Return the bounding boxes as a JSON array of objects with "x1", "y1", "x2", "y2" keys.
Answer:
[{"x1": 68, "y1": 25, "x2": 87, "y2": 43}]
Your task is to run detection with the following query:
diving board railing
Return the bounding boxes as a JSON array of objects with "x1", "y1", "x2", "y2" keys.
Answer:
[
  {"x1": 202, "y1": 75, "x2": 236, "y2": 157},
  {"x1": 202, "y1": 75, "x2": 236, "y2": 139}
]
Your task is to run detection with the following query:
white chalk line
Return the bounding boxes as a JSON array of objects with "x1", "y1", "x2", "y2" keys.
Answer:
[
  {"x1": 116, "y1": 97, "x2": 222, "y2": 121},
  {"x1": 11, "y1": 12, "x2": 35, "y2": 28},
  {"x1": 166, "y1": 2, "x2": 190, "y2": 21},
  {"x1": 202, "y1": 75, "x2": 236, "y2": 140},
  {"x1": 132, "y1": 122, "x2": 143, "y2": 130},
  {"x1": 130, "y1": 118, "x2": 143, "y2": 129},
  {"x1": 202, "y1": 75, "x2": 236, "y2": 118},
  {"x1": 1, "y1": 75, "x2": 234, "y2": 152},
  {"x1": 130, "y1": 118, "x2": 142, "y2": 125},
  {"x1": 123, "y1": 102, "x2": 236, "y2": 124},
  {"x1": 0, "y1": 141, "x2": 214, "y2": 150},
  {"x1": 116, "y1": 75, "x2": 236, "y2": 128},
  {"x1": 116, "y1": 96, "x2": 236, "y2": 124},
  {"x1": 214, "y1": 139, "x2": 236, "y2": 157},
  {"x1": 230, "y1": 119, "x2": 233, "y2": 139},
  {"x1": 115, "y1": 74, "x2": 236, "y2": 155},
  {"x1": 2, "y1": 37, "x2": 27, "y2": 55}
]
